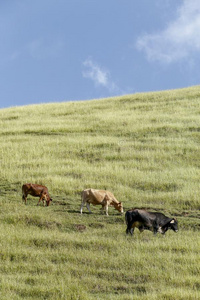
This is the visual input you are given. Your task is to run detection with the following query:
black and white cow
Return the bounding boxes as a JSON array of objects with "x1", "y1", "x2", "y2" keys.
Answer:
[{"x1": 125, "y1": 209, "x2": 178, "y2": 236}]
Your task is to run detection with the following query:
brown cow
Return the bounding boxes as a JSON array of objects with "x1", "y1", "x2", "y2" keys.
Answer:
[
  {"x1": 80, "y1": 188, "x2": 123, "y2": 216},
  {"x1": 22, "y1": 183, "x2": 52, "y2": 206}
]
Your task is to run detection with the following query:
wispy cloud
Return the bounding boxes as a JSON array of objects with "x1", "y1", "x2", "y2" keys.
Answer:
[
  {"x1": 136, "y1": 0, "x2": 200, "y2": 63},
  {"x1": 28, "y1": 37, "x2": 65, "y2": 60},
  {"x1": 83, "y1": 59, "x2": 109, "y2": 87},
  {"x1": 82, "y1": 58, "x2": 122, "y2": 94}
]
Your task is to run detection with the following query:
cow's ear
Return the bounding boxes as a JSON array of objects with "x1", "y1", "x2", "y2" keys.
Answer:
[{"x1": 170, "y1": 219, "x2": 175, "y2": 224}]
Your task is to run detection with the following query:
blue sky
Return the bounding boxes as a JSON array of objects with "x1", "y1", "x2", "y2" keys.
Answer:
[{"x1": 1, "y1": 0, "x2": 200, "y2": 108}]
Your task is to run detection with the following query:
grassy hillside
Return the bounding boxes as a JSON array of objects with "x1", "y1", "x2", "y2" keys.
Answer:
[{"x1": 0, "y1": 86, "x2": 200, "y2": 299}]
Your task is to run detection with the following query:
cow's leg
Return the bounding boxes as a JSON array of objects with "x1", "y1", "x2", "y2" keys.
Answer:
[
  {"x1": 80, "y1": 201, "x2": 84, "y2": 214},
  {"x1": 102, "y1": 202, "x2": 109, "y2": 216},
  {"x1": 37, "y1": 196, "x2": 43, "y2": 206},
  {"x1": 42, "y1": 194, "x2": 47, "y2": 207},
  {"x1": 126, "y1": 226, "x2": 129, "y2": 234},
  {"x1": 80, "y1": 193, "x2": 86, "y2": 214},
  {"x1": 105, "y1": 204, "x2": 109, "y2": 216},
  {"x1": 80, "y1": 195, "x2": 85, "y2": 214},
  {"x1": 101, "y1": 205, "x2": 105, "y2": 214},
  {"x1": 126, "y1": 226, "x2": 134, "y2": 235},
  {"x1": 153, "y1": 226, "x2": 158, "y2": 235},
  {"x1": 139, "y1": 226, "x2": 145, "y2": 232},
  {"x1": 126, "y1": 221, "x2": 135, "y2": 235},
  {"x1": 86, "y1": 202, "x2": 92, "y2": 213},
  {"x1": 153, "y1": 221, "x2": 159, "y2": 235},
  {"x1": 101, "y1": 204, "x2": 108, "y2": 215},
  {"x1": 22, "y1": 194, "x2": 27, "y2": 205}
]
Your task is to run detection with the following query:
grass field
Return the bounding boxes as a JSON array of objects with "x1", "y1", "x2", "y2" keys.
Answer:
[{"x1": 0, "y1": 86, "x2": 200, "y2": 299}]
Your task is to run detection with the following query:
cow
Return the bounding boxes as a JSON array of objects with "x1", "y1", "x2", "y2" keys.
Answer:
[
  {"x1": 22, "y1": 183, "x2": 52, "y2": 206},
  {"x1": 80, "y1": 188, "x2": 123, "y2": 216},
  {"x1": 125, "y1": 209, "x2": 178, "y2": 236}
]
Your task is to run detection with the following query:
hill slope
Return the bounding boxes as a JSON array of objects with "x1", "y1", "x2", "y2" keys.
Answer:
[{"x1": 0, "y1": 86, "x2": 199, "y2": 299}]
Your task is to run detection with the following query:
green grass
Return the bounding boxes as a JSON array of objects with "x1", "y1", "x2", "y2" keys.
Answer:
[{"x1": 0, "y1": 86, "x2": 200, "y2": 299}]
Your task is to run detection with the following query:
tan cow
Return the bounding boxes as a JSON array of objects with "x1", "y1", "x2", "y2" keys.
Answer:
[
  {"x1": 80, "y1": 188, "x2": 123, "y2": 216},
  {"x1": 22, "y1": 183, "x2": 52, "y2": 206}
]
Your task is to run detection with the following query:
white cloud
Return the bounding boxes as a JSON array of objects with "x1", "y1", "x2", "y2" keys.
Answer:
[
  {"x1": 82, "y1": 58, "x2": 109, "y2": 87},
  {"x1": 136, "y1": 0, "x2": 200, "y2": 63},
  {"x1": 82, "y1": 58, "x2": 136, "y2": 96},
  {"x1": 82, "y1": 58, "x2": 122, "y2": 94}
]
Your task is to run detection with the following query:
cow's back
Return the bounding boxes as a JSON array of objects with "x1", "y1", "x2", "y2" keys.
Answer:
[
  {"x1": 82, "y1": 189, "x2": 107, "y2": 204},
  {"x1": 22, "y1": 183, "x2": 46, "y2": 197}
]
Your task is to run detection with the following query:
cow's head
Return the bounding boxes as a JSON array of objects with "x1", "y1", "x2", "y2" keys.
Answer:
[
  {"x1": 169, "y1": 218, "x2": 178, "y2": 232},
  {"x1": 116, "y1": 202, "x2": 123, "y2": 214},
  {"x1": 46, "y1": 197, "x2": 53, "y2": 206}
]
